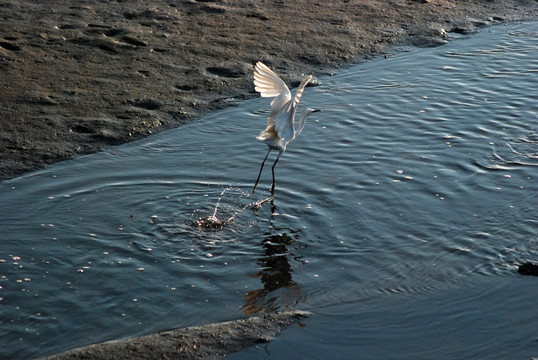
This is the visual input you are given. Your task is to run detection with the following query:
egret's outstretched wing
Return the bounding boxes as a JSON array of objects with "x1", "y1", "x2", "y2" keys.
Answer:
[
  {"x1": 292, "y1": 75, "x2": 312, "y2": 108},
  {"x1": 254, "y1": 62, "x2": 291, "y2": 113},
  {"x1": 273, "y1": 75, "x2": 313, "y2": 144}
]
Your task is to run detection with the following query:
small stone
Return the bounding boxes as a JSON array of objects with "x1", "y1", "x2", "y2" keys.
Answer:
[{"x1": 518, "y1": 262, "x2": 538, "y2": 276}]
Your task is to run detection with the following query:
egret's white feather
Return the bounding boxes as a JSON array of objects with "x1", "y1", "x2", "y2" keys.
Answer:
[
  {"x1": 254, "y1": 62, "x2": 291, "y2": 113},
  {"x1": 253, "y1": 62, "x2": 313, "y2": 148}
]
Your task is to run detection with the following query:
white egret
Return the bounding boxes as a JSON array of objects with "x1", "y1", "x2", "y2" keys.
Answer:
[{"x1": 252, "y1": 61, "x2": 319, "y2": 197}]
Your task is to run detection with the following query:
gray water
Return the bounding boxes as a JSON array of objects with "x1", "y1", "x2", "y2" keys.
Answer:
[{"x1": 1, "y1": 21, "x2": 537, "y2": 359}]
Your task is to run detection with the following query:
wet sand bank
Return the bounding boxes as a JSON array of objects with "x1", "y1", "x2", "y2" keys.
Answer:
[{"x1": 41, "y1": 311, "x2": 309, "y2": 360}]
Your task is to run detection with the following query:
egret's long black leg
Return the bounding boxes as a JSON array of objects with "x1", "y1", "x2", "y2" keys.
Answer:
[
  {"x1": 253, "y1": 149, "x2": 272, "y2": 193},
  {"x1": 270, "y1": 150, "x2": 283, "y2": 198}
]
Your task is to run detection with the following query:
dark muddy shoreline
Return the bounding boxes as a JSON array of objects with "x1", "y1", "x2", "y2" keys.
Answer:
[{"x1": 1, "y1": 0, "x2": 537, "y2": 180}]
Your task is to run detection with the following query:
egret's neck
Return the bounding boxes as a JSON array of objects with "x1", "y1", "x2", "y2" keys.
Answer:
[{"x1": 296, "y1": 110, "x2": 313, "y2": 136}]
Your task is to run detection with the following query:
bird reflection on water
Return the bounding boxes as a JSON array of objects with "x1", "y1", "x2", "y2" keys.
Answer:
[{"x1": 241, "y1": 230, "x2": 306, "y2": 315}]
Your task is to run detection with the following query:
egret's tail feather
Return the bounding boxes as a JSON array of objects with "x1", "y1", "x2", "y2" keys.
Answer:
[{"x1": 256, "y1": 126, "x2": 278, "y2": 141}]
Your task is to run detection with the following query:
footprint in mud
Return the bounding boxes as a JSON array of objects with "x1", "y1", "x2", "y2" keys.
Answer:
[
  {"x1": 103, "y1": 29, "x2": 148, "y2": 47},
  {"x1": 27, "y1": 91, "x2": 59, "y2": 106},
  {"x1": 70, "y1": 117, "x2": 124, "y2": 143},
  {"x1": 77, "y1": 26, "x2": 148, "y2": 52},
  {"x1": 120, "y1": 36, "x2": 148, "y2": 47},
  {"x1": 174, "y1": 83, "x2": 198, "y2": 92},
  {"x1": 205, "y1": 64, "x2": 248, "y2": 78},
  {"x1": 0, "y1": 41, "x2": 22, "y2": 51},
  {"x1": 127, "y1": 98, "x2": 162, "y2": 110}
]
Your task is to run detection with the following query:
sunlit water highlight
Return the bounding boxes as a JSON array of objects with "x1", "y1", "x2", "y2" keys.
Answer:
[{"x1": 1, "y1": 21, "x2": 537, "y2": 359}]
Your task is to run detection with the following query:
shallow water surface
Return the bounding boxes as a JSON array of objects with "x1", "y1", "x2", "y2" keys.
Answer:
[{"x1": 1, "y1": 21, "x2": 537, "y2": 359}]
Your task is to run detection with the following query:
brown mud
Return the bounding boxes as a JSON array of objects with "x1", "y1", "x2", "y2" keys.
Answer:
[
  {"x1": 1, "y1": 0, "x2": 537, "y2": 179},
  {"x1": 41, "y1": 311, "x2": 309, "y2": 359}
]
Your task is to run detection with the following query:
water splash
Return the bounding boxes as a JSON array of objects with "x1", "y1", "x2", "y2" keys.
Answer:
[{"x1": 194, "y1": 187, "x2": 273, "y2": 230}]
